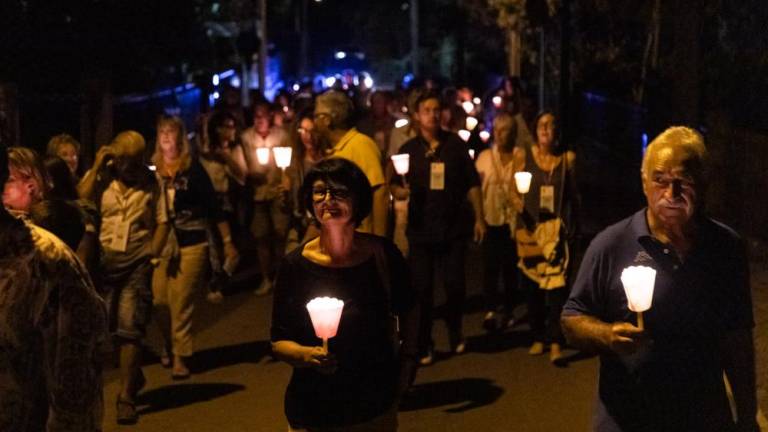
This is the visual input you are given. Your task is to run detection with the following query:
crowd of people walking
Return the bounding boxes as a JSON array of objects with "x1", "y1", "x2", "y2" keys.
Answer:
[{"x1": 0, "y1": 75, "x2": 760, "y2": 432}]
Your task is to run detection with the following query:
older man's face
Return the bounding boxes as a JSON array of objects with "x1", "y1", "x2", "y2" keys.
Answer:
[{"x1": 642, "y1": 145, "x2": 700, "y2": 229}]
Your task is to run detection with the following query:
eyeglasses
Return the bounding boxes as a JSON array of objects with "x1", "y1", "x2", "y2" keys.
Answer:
[
  {"x1": 312, "y1": 186, "x2": 351, "y2": 202},
  {"x1": 313, "y1": 112, "x2": 332, "y2": 121}
]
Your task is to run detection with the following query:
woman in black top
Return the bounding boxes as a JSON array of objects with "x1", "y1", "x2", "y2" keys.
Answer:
[
  {"x1": 151, "y1": 115, "x2": 239, "y2": 379},
  {"x1": 271, "y1": 158, "x2": 418, "y2": 431}
]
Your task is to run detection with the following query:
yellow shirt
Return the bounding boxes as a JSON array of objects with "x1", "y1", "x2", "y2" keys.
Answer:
[{"x1": 331, "y1": 128, "x2": 384, "y2": 233}]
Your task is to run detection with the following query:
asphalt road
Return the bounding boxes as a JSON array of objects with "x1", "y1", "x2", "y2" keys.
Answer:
[{"x1": 101, "y1": 244, "x2": 600, "y2": 432}]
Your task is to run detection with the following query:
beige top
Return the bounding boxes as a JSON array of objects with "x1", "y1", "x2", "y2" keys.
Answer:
[{"x1": 475, "y1": 146, "x2": 520, "y2": 228}]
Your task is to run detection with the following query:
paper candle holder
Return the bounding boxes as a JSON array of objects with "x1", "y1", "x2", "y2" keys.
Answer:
[
  {"x1": 391, "y1": 154, "x2": 410, "y2": 175},
  {"x1": 514, "y1": 171, "x2": 532, "y2": 194},
  {"x1": 306, "y1": 296, "x2": 345, "y2": 351},
  {"x1": 458, "y1": 129, "x2": 471, "y2": 142},
  {"x1": 273, "y1": 146, "x2": 293, "y2": 170},
  {"x1": 465, "y1": 116, "x2": 479, "y2": 131},
  {"x1": 479, "y1": 130, "x2": 490, "y2": 143},
  {"x1": 256, "y1": 147, "x2": 270, "y2": 165},
  {"x1": 620, "y1": 266, "x2": 656, "y2": 312}
]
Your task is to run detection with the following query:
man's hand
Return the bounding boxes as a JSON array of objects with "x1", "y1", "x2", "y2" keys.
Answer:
[
  {"x1": 607, "y1": 322, "x2": 648, "y2": 355},
  {"x1": 473, "y1": 218, "x2": 487, "y2": 244},
  {"x1": 94, "y1": 145, "x2": 116, "y2": 168},
  {"x1": 301, "y1": 346, "x2": 338, "y2": 374}
]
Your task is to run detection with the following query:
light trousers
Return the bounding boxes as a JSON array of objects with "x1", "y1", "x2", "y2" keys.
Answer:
[{"x1": 152, "y1": 242, "x2": 209, "y2": 357}]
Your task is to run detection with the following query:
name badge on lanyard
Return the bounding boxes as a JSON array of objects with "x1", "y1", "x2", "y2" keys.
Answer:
[
  {"x1": 110, "y1": 219, "x2": 131, "y2": 252},
  {"x1": 540, "y1": 185, "x2": 555, "y2": 213},
  {"x1": 430, "y1": 162, "x2": 445, "y2": 190}
]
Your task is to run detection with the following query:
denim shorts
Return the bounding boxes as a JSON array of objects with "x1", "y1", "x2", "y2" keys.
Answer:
[{"x1": 102, "y1": 258, "x2": 154, "y2": 341}]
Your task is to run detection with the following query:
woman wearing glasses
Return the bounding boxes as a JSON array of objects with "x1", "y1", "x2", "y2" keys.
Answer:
[{"x1": 271, "y1": 158, "x2": 418, "y2": 431}]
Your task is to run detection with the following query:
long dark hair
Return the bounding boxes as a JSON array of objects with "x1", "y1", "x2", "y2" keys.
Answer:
[{"x1": 44, "y1": 156, "x2": 79, "y2": 201}]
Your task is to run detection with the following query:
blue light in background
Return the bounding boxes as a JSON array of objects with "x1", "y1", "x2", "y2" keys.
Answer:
[{"x1": 641, "y1": 132, "x2": 649, "y2": 156}]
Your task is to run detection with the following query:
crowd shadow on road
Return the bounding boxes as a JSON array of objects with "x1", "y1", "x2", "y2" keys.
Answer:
[
  {"x1": 190, "y1": 340, "x2": 272, "y2": 374},
  {"x1": 399, "y1": 378, "x2": 504, "y2": 413},
  {"x1": 137, "y1": 383, "x2": 246, "y2": 415}
]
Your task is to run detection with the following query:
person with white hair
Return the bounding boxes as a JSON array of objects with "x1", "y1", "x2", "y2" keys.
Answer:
[{"x1": 562, "y1": 126, "x2": 759, "y2": 431}]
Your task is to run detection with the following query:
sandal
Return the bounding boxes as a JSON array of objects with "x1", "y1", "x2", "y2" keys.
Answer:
[{"x1": 116, "y1": 396, "x2": 138, "y2": 425}]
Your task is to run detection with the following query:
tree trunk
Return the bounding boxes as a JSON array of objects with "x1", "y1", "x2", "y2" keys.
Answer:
[
  {"x1": 507, "y1": 27, "x2": 522, "y2": 76},
  {"x1": 0, "y1": 83, "x2": 20, "y2": 148}
]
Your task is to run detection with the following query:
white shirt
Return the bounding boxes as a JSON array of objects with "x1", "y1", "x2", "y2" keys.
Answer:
[{"x1": 475, "y1": 146, "x2": 518, "y2": 227}]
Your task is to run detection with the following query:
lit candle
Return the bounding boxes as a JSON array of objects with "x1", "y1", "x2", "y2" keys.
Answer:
[
  {"x1": 390, "y1": 154, "x2": 410, "y2": 176},
  {"x1": 306, "y1": 296, "x2": 345, "y2": 351},
  {"x1": 395, "y1": 118, "x2": 409, "y2": 129},
  {"x1": 472, "y1": 97, "x2": 481, "y2": 105},
  {"x1": 461, "y1": 101, "x2": 474, "y2": 115},
  {"x1": 514, "y1": 171, "x2": 532, "y2": 194},
  {"x1": 465, "y1": 116, "x2": 478, "y2": 131},
  {"x1": 458, "y1": 129, "x2": 471, "y2": 142},
  {"x1": 273, "y1": 146, "x2": 293, "y2": 171},
  {"x1": 492, "y1": 95, "x2": 503, "y2": 108},
  {"x1": 256, "y1": 147, "x2": 270, "y2": 165},
  {"x1": 479, "y1": 130, "x2": 490, "y2": 143},
  {"x1": 468, "y1": 149, "x2": 475, "y2": 160},
  {"x1": 620, "y1": 266, "x2": 656, "y2": 330}
]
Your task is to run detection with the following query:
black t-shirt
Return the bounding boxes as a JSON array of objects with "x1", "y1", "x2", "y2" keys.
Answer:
[
  {"x1": 392, "y1": 130, "x2": 480, "y2": 244},
  {"x1": 271, "y1": 235, "x2": 415, "y2": 428}
]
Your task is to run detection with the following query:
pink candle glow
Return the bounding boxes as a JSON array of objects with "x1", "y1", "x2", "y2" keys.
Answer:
[{"x1": 306, "y1": 296, "x2": 345, "y2": 350}]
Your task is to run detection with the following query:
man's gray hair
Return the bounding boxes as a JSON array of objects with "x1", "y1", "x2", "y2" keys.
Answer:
[{"x1": 316, "y1": 90, "x2": 353, "y2": 129}]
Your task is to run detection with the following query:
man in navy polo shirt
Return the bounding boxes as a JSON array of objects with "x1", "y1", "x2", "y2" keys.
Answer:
[{"x1": 562, "y1": 126, "x2": 758, "y2": 431}]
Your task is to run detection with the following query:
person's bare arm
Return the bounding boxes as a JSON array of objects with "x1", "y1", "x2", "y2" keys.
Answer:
[
  {"x1": 721, "y1": 329, "x2": 759, "y2": 431},
  {"x1": 371, "y1": 184, "x2": 389, "y2": 237},
  {"x1": 272, "y1": 340, "x2": 337, "y2": 374},
  {"x1": 467, "y1": 185, "x2": 486, "y2": 243},
  {"x1": 561, "y1": 314, "x2": 647, "y2": 355},
  {"x1": 77, "y1": 146, "x2": 114, "y2": 199}
]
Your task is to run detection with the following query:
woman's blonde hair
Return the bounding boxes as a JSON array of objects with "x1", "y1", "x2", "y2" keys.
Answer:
[
  {"x1": 8, "y1": 146, "x2": 50, "y2": 202},
  {"x1": 152, "y1": 114, "x2": 191, "y2": 173},
  {"x1": 46, "y1": 133, "x2": 81, "y2": 157}
]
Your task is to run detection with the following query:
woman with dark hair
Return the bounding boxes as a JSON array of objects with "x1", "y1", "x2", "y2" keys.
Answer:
[
  {"x1": 283, "y1": 107, "x2": 328, "y2": 251},
  {"x1": 271, "y1": 158, "x2": 418, "y2": 431},
  {"x1": 200, "y1": 110, "x2": 246, "y2": 302},
  {"x1": 515, "y1": 110, "x2": 578, "y2": 364}
]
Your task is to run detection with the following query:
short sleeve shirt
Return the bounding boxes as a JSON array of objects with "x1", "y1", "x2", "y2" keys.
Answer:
[
  {"x1": 330, "y1": 128, "x2": 385, "y2": 234},
  {"x1": 392, "y1": 130, "x2": 481, "y2": 243},
  {"x1": 563, "y1": 209, "x2": 754, "y2": 431}
]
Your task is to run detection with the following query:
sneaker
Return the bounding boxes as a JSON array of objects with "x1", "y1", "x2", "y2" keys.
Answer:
[
  {"x1": 253, "y1": 279, "x2": 273, "y2": 296},
  {"x1": 482, "y1": 311, "x2": 498, "y2": 332},
  {"x1": 418, "y1": 349, "x2": 434, "y2": 366},
  {"x1": 528, "y1": 341, "x2": 545, "y2": 356},
  {"x1": 206, "y1": 290, "x2": 224, "y2": 304}
]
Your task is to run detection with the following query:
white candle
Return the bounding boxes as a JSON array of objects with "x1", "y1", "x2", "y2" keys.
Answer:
[
  {"x1": 465, "y1": 116, "x2": 478, "y2": 131},
  {"x1": 472, "y1": 97, "x2": 481, "y2": 105},
  {"x1": 492, "y1": 95, "x2": 503, "y2": 108},
  {"x1": 479, "y1": 130, "x2": 490, "y2": 143},
  {"x1": 461, "y1": 101, "x2": 474, "y2": 114},
  {"x1": 306, "y1": 296, "x2": 345, "y2": 351},
  {"x1": 256, "y1": 147, "x2": 270, "y2": 165},
  {"x1": 620, "y1": 266, "x2": 656, "y2": 313},
  {"x1": 468, "y1": 149, "x2": 475, "y2": 160},
  {"x1": 273, "y1": 146, "x2": 293, "y2": 170},
  {"x1": 514, "y1": 171, "x2": 532, "y2": 194},
  {"x1": 395, "y1": 118, "x2": 409, "y2": 129},
  {"x1": 458, "y1": 129, "x2": 471, "y2": 142},
  {"x1": 390, "y1": 154, "x2": 410, "y2": 175}
]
